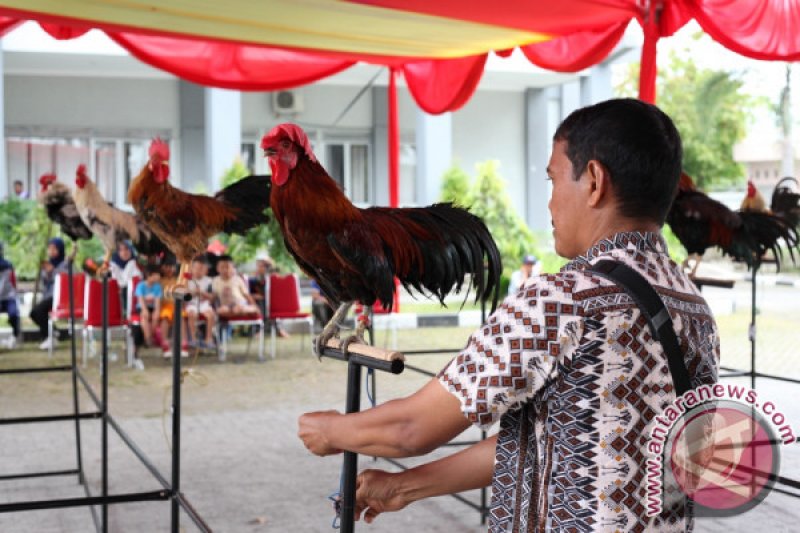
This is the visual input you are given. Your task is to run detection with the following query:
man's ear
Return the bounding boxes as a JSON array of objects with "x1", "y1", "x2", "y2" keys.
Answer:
[{"x1": 585, "y1": 160, "x2": 612, "y2": 208}]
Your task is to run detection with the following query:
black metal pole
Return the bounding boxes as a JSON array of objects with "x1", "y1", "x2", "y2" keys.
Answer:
[
  {"x1": 750, "y1": 266, "x2": 757, "y2": 390},
  {"x1": 101, "y1": 274, "x2": 109, "y2": 532},
  {"x1": 68, "y1": 260, "x2": 86, "y2": 486},
  {"x1": 340, "y1": 361, "x2": 363, "y2": 533},
  {"x1": 171, "y1": 296, "x2": 183, "y2": 533}
]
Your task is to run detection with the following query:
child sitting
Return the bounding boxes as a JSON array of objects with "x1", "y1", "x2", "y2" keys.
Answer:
[
  {"x1": 212, "y1": 255, "x2": 258, "y2": 316},
  {"x1": 135, "y1": 265, "x2": 162, "y2": 349},
  {"x1": 186, "y1": 256, "x2": 216, "y2": 349},
  {"x1": 0, "y1": 242, "x2": 21, "y2": 349}
]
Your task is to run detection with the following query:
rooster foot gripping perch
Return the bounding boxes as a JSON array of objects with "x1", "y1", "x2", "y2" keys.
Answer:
[{"x1": 314, "y1": 302, "x2": 354, "y2": 360}]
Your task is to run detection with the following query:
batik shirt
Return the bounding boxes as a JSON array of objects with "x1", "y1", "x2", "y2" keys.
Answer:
[{"x1": 439, "y1": 232, "x2": 719, "y2": 533}]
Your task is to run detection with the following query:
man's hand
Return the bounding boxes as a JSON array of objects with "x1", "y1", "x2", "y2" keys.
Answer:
[
  {"x1": 298, "y1": 410, "x2": 343, "y2": 456},
  {"x1": 354, "y1": 469, "x2": 410, "y2": 524}
]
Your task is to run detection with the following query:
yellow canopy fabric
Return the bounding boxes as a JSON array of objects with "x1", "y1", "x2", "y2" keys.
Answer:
[{"x1": 2, "y1": 0, "x2": 552, "y2": 58}]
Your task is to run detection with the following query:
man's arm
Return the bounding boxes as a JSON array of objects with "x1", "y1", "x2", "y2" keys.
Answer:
[
  {"x1": 298, "y1": 379, "x2": 470, "y2": 458},
  {"x1": 355, "y1": 435, "x2": 497, "y2": 524}
]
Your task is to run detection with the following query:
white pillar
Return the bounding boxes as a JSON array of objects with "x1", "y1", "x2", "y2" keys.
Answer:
[
  {"x1": 205, "y1": 88, "x2": 242, "y2": 192},
  {"x1": 416, "y1": 110, "x2": 452, "y2": 205},
  {"x1": 525, "y1": 87, "x2": 560, "y2": 232},
  {"x1": 372, "y1": 86, "x2": 389, "y2": 205}
]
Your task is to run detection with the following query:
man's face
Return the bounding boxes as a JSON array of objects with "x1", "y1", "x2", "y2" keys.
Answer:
[
  {"x1": 217, "y1": 261, "x2": 233, "y2": 278},
  {"x1": 547, "y1": 140, "x2": 589, "y2": 259},
  {"x1": 14, "y1": 183, "x2": 22, "y2": 194},
  {"x1": 191, "y1": 261, "x2": 206, "y2": 279}
]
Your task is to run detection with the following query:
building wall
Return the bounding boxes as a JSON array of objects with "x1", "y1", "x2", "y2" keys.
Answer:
[
  {"x1": 5, "y1": 75, "x2": 178, "y2": 135},
  {"x1": 452, "y1": 90, "x2": 527, "y2": 217}
]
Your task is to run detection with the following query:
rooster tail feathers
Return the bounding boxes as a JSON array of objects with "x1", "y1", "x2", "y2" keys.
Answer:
[
  {"x1": 214, "y1": 174, "x2": 272, "y2": 235},
  {"x1": 739, "y1": 211, "x2": 799, "y2": 271},
  {"x1": 390, "y1": 203, "x2": 502, "y2": 312}
]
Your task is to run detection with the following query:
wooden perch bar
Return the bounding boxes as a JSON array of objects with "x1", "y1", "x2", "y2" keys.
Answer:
[{"x1": 321, "y1": 339, "x2": 405, "y2": 374}]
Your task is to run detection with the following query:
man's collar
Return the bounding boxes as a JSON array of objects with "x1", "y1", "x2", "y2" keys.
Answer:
[{"x1": 563, "y1": 231, "x2": 668, "y2": 272}]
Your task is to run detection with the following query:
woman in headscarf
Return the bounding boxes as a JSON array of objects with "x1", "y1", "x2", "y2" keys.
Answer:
[
  {"x1": 110, "y1": 240, "x2": 141, "y2": 316},
  {"x1": 30, "y1": 237, "x2": 69, "y2": 350}
]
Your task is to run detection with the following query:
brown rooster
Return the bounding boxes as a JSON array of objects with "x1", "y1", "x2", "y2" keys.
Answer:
[
  {"x1": 667, "y1": 172, "x2": 798, "y2": 276},
  {"x1": 740, "y1": 180, "x2": 768, "y2": 212},
  {"x1": 127, "y1": 138, "x2": 272, "y2": 291},
  {"x1": 260, "y1": 123, "x2": 501, "y2": 356},
  {"x1": 73, "y1": 164, "x2": 168, "y2": 272}
]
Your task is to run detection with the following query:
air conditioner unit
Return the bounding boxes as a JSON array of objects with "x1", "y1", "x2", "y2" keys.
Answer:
[{"x1": 272, "y1": 90, "x2": 304, "y2": 115}]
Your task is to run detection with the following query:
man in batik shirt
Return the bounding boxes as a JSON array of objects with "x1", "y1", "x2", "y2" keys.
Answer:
[{"x1": 298, "y1": 98, "x2": 719, "y2": 532}]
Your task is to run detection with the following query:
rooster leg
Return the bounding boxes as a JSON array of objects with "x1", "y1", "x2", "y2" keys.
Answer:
[
  {"x1": 689, "y1": 254, "x2": 702, "y2": 278},
  {"x1": 68, "y1": 241, "x2": 80, "y2": 263},
  {"x1": 314, "y1": 301, "x2": 353, "y2": 360},
  {"x1": 165, "y1": 263, "x2": 190, "y2": 299},
  {"x1": 340, "y1": 312, "x2": 371, "y2": 358},
  {"x1": 95, "y1": 249, "x2": 113, "y2": 276}
]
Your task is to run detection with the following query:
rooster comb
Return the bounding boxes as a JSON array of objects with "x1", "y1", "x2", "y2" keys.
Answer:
[
  {"x1": 77, "y1": 164, "x2": 88, "y2": 177},
  {"x1": 260, "y1": 123, "x2": 317, "y2": 163},
  {"x1": 149, "y1": 137, "x2": 170, "y2": 162},
  {"x1": 39, "y1": 173, "x2": 57, "y2": 185}
]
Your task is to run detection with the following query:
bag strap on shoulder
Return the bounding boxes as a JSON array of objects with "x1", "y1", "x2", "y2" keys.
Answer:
[{"x1": 589, "y1": 260, "x2": 692, "y2": 396}]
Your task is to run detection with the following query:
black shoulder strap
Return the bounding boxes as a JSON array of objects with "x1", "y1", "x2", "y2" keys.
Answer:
[{"x1": 589, "y1": 260, "x2": 692, "y2": 396}]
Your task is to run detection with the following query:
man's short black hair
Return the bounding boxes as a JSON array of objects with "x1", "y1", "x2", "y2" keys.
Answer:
[
  {"x1": 192, "y1": 255, "x2": 209, "y2": 265},
  {"x1": 13, "y1": 180, "x2": 22, "y2": 186},
  {"x1": 553, "y1": 98, "x2": 682, "y2": 225},
  {"x1": 216, "y1": 254, "x2": 234, "y2": 264},
  {"x1": 145, "y1": 265, "x2": 161, "y2": 277}
]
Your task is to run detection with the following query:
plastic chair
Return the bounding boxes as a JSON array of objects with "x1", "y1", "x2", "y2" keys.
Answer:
[
  {"x1": 82, "y1": 277, "x2": 131, "y2": 366},
  {"x1": 217, "y1": 275, "x2": 265, "y2": 362},
  {"x1": 48, "y1": 271, "x2": 85, "y2": 357},
  {"x1": 267, "y1": 273, "x2": 313, "y2": 358}
]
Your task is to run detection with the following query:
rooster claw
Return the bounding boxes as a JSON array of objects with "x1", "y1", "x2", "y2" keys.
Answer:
[{"x1": 340, "y1": 334, "x2": 365, "y2": 358}]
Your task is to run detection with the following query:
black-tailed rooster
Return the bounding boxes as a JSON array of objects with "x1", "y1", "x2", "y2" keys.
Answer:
[
  {"x1": 771, "y1": 177, "x2": 800, "y2": 231},
  {"x1": 260, "y1": 123, "x2": 502, "y2": 356},
  {"x1": 73, "y1": 163, "x2": 168, "y2": 272},
  {"x1": 667, "y1": 173, "x2": 798, "y2": 276},
  {"x1": 38, "y1": 173, "x2": 93, "y2": 251},
  {"x1": 127, "y1": 138, "x2": 272, "y2": 290}
]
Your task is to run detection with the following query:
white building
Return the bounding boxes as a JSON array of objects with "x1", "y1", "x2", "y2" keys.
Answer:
[{"x1": 2, "y1": 23, "x2": 629, "y2": 233}]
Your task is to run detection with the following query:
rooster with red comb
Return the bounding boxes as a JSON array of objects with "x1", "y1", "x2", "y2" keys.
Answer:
[
  {"x1": 262, "y1": 123, "x2": 501, "y2": 357},
  {"x1": 72, "y1": 163, "x2": 168, "y2": 273},
  {"x1": 127, "y1": 138, "x2": 272, "y2": 292}
]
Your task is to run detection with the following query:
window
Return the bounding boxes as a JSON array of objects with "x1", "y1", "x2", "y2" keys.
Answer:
[
  {"x1": 7, "y1": 136, "x2": 156, "y2": 208},
  {"x1": 320, "y1": 140, "x2": 371, "y2": 204}
]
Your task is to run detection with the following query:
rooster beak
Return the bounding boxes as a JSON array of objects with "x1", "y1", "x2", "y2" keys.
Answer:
[{"x1": 264, "y1": 147, "x2": 276, "y2": 157}]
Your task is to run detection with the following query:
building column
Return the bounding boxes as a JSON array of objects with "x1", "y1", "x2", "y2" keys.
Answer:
[
  {"x1": 581, "y1": 63, "x2": 612, "y2": 106},
  {"x1": 372, "y1": 86, "x2": 389, "y2": 206},
  {"x1": 205, "y1": 88, "x2": 241, "y2": 192},
  {"x1": 416, "y1": 110, "x2": 451, "y2": 206},
  {"x1": 524, "y1": 87, "x2": 560, "y2": 232},
  {"x1": 178, "y1": 81, "x2": 206, "y2": 192}
]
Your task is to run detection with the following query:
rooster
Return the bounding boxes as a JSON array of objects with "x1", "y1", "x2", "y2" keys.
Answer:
[
  {"x1": 771, "y1": 177, "x2": 800, "y2": 230},
  {"x1": 38, "y1": 173, "x2": 93, "y2": 253},
  {"x1": 72, "y1": 164, "x2": 168, "y2": 273},
  {"x1": 740, "y1": 180, "x2": 768, "y2": 212},
  {"x1": 127, "y1": 138, "x2": 272, "y2": 291},
  {"x1": 667, "y1": 173, "x2": 798, "y2": 276},
  {"x1": 261, "y1": 123, "x2": 502, "y2": 356}
]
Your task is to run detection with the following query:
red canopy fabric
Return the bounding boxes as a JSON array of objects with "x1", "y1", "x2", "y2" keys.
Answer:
[{"x1": 2, "y1": 2, "x2": 800, "y2": 108}]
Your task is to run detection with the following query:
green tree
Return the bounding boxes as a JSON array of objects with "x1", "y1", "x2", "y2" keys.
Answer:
[
  {"x1": 215, "y1": 160, "x2": 295, "y2": 272},
  {"x1": 464, "y1": 161, "x2": 540, "y2": 279},
  {"x1": 439, "y1": 164, "x2": 471, "y2": 205},
  {"x1": 616, "y1": 50, "x2": 754, "y2": 190}
]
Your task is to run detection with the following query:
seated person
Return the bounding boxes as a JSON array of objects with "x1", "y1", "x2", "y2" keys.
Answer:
[
  {"x1": 0, "y1": 242, "x2": 21, "y2": 349},
  {"x1": 186, "y1": 256, "x2": 216, "y2": 349},
  {"x1": 212, "y1": 255, "x2": 259, "y2": 316},
  {"x1": 109, "y1": 240, "x2": 141, "y2": 317},
  {"x1": 310, "y1": 279, "x2": 333, "y2": 334},
  {"x1": 158, "y1": 260, "x2": 188, "y2": 358},
  {"x1": 249, "y1": 257, "x2": 289, "y2": 338},
  {"x1": 135, "y1": 265, "x2": 162, "y2": 348}
]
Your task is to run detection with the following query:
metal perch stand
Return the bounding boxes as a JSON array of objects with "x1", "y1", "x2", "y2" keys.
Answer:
[{"x1": 319, "y1": 339, "x2": 405, "y2": 533}]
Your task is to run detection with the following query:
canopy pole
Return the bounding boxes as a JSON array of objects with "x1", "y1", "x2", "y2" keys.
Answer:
[
  {"x1": 388, "y1": 67, "x2": 400, "y2": 208},
  {"x1": 638, "y1": 1, "x2": 660, "y2": 103}
]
